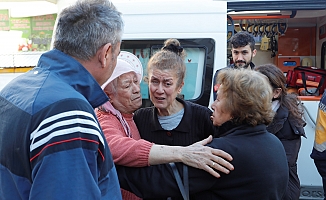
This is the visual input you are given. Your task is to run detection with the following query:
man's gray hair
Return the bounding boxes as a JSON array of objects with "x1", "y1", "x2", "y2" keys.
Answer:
[{"x1": 53, "y1": 0, "x2": 124, "y2": 60}]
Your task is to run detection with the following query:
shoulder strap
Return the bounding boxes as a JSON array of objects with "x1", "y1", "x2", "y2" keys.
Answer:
[
  {"x1": 301, "y1": 71, "x2": 325, "y2": 94},
  {"x1": 169, "y1": 163, "x2": 189, "y2": 200}
]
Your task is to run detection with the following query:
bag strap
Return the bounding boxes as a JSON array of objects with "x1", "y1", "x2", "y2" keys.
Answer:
[
  {"x1": 169, "y1": 163, "x2": 189, "y2": 200},
  {"x1": 285, "y1": 70, "x2": 293, "y2": 87},
  {"x1": 300, "y1": 72, "x2": 325, "y2": 94}
]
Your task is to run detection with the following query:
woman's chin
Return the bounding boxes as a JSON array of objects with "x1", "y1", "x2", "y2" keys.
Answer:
[{"x1": 153, "y1": 102, "x2": 166, "y2": 109}]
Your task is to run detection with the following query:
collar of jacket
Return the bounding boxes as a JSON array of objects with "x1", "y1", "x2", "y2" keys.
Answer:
[
  {"x1": 37, "y1": 49, "x2": 108, "y2": 108},
  {"x1": 151, "y1": 97, "x2": 191, "y2": 133},
  {"x1": 218, "y1": 123, "x2": 267, "y2": 137},
  {"x1": 268, "y1": 105, "x2": 306, "y2": 138}
]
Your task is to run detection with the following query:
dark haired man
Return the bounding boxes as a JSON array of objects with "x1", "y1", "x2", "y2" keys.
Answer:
[
  {"x1": 229, "y1": 31, "x2": 257, "y2": 69},
  {"x1": 213, "y1": 31, "x2": 257, "y2": 99}
]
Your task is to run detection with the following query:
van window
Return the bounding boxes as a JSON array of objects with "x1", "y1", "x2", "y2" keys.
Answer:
[
  {"x1": 120, "y1": 39, "x2": 214, "y2": 107},
  {"x1": 150, "y1": 46, "x2": 206, "y2": 100}
]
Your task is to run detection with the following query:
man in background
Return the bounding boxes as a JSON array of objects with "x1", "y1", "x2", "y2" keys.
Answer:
[
  {"x1": 213, "y1": 31, "x2": 257, "y2": 99},
  {"x1": 0, "y1": 0, "x2": 123, "y2": 199},
  {"x1": 228, "y1": 31, "x2": 257, "y2": 69}
]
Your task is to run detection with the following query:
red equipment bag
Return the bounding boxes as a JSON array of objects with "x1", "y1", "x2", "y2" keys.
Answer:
[{"x1": 286, "y1": 66, "x2": 326, "y2": 95}]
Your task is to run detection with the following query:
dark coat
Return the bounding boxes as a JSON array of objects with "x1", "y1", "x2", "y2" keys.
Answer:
[
  {"x1": 267, "y1": 105, "x2": 305, "y2": 165},
  {"x1": 134, "y1": 98, "x2": 217, "y2": 146},
  {"x1": 117, "y1": 123, "x2": 289, "y2": 200},
  {"x1": 268, "y1": 105, "x2": 305, "y2": 200}
]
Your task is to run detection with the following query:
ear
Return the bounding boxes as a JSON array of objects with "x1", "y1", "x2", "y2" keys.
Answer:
[
  {"x1": 98, "y1": 43, "x2": 112, "y2": 68},
  {"x1": 106, "y1": 92, "x2": 115, "y2": 103},
  {"x1": 273, "y1": 88, "x2": 282, "y2": 99},
  {"x1": 178, "y1": 81, "x2": 185, "y2": 93},
  {"x1": 252, "y1": 49, "x2": 257, "y2": 58}
]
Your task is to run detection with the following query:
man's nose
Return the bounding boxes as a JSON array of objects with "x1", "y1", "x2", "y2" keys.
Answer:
[{"x1": 237, "y1": 53, "x2": 244, "y2": 60}]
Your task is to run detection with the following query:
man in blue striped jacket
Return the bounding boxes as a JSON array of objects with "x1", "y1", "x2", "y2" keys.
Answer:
[{"x1": 0, "y1": 0, "x2": 123, "y2": 199}]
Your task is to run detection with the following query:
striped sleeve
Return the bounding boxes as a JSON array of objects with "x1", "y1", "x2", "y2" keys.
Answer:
[
  {"x1": 30, "y1": 109, "x2": 105, "y2": 164},
  {"x1": 28, "y1": 98, "x2": 114, "y2": 199}
]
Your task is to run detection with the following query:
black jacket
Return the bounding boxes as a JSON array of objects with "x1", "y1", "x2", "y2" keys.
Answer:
[
  {"x1": 267, "y1": 105, "x2": 305, "y2": 200},
  {"x1": 117, "y1": 123, "x2": 289, "y2": 200},
  {"x1": 134, "y1": 98, "x2": 217, "y2": 146},
  {"x1": 267, "y1": 105, "x2": 305, "y2": 166}
]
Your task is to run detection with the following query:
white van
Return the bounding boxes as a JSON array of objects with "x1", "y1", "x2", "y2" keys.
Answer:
[{"x1": 105, "y1": 1, "x2": 326, "y2": 199}]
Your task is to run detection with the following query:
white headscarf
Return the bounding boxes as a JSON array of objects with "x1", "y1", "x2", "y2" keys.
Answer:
[
  {"x1": 99, "y1": 51, "x2": 143, "y2": 138},
  {"x1": 101, "y1": 51, "x2": 143, "y2": 89}
]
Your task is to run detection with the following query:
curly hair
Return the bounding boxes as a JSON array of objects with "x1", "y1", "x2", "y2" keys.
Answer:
[
  {"x1": 255, "y1": 64, "x2": 306, "y2": 127},
  {"x1": 230, "y1": 31, "x2": 255, "y2": 51},
  {"x1": 146, "y1": 38, "x2": 186, "y2": 87},
  {"x1": 217, "y1": 68, "x2": 274, "y2": 126}
]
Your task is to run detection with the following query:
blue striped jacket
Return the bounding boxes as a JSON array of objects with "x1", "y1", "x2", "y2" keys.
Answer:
[{"x1": 0, "y1": 49, "x2": 121, "y2": 200}]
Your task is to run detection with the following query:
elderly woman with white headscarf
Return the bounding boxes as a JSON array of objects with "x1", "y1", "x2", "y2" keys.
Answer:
[{"x1": 96, "y1": 51, "x2": 234, "y2": 200}]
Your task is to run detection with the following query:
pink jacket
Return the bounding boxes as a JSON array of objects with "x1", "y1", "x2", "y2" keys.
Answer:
[
  {"x1": 96, "y1": 109, "x2": 153, "y2": 166},
  {"x1": 96, "y1": 109, "x2": 153, "y2": 200}
]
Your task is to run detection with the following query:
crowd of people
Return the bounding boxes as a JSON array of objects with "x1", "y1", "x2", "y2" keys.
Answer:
[{"x1": 1, "y1": 0, "x2": 325, "y2": 200}]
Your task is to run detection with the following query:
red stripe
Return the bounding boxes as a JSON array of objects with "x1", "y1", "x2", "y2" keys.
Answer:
[{"x1": 30, "y1": 137, "x2": 104, "y2": 162}]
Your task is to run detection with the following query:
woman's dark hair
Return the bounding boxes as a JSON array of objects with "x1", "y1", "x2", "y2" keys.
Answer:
[{"x1": 255, "y1": 64, "x2": 305, "y2": 127}]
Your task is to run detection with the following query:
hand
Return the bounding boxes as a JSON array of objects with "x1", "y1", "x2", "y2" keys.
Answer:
[{"x1": 179, "y1": 135, "x2": 234, "y2": 178}]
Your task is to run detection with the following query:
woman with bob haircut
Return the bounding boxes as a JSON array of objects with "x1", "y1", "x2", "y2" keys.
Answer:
[{"x1": 116, "y1": 68, "x2": 289, "y2": 200}]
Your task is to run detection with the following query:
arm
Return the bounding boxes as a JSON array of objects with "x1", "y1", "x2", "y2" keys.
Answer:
[
  {"x1": 116, "y1": 162, "x2": 217, "y2": 199},
  {"x1": 116, "y1": 138, "x2": 235, "y2": 199},
  {"x1": 98, "y1": 110, "x2": 233, "y2": 176},
  {"x1": 149, "y1": 135, "x2": 234, "y2": 178},
  {"x1": 29, "y1": 99, "x2": 121, "y2": 199},
  {"x1": 97, "y1": 110, "x2": 153, "y2": 167}
]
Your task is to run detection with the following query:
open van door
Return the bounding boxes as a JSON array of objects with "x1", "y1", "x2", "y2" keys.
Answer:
[{"x1": 227, "y1": 1, "x2": 326, "y2": 199}]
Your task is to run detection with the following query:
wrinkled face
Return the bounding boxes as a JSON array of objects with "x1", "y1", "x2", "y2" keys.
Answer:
[
  {"x1": 210, "y1": 86, "x2": 232, "y2": 126},
  {"x1": 231, "y1": 44, "x2": 256, "y2": 68},
  {"x1": 148, "y1": 68, "x2": 183, "y2": 112},
  {"x1": 109, "y1": 71, "x2": 142, "y2": 114}
]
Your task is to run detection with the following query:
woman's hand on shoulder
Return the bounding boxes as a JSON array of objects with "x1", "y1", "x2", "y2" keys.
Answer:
[{"x1": 180, "y1": 135, "x2": 234, "y2": 178}]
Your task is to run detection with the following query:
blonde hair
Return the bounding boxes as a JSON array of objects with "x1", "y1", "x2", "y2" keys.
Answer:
[
  {"x1": 217, "y1": 68, "x2": 274, "y2": 126},
  {"x1": 146, "y1": 39, "x2": 186, "y2": 87}
]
